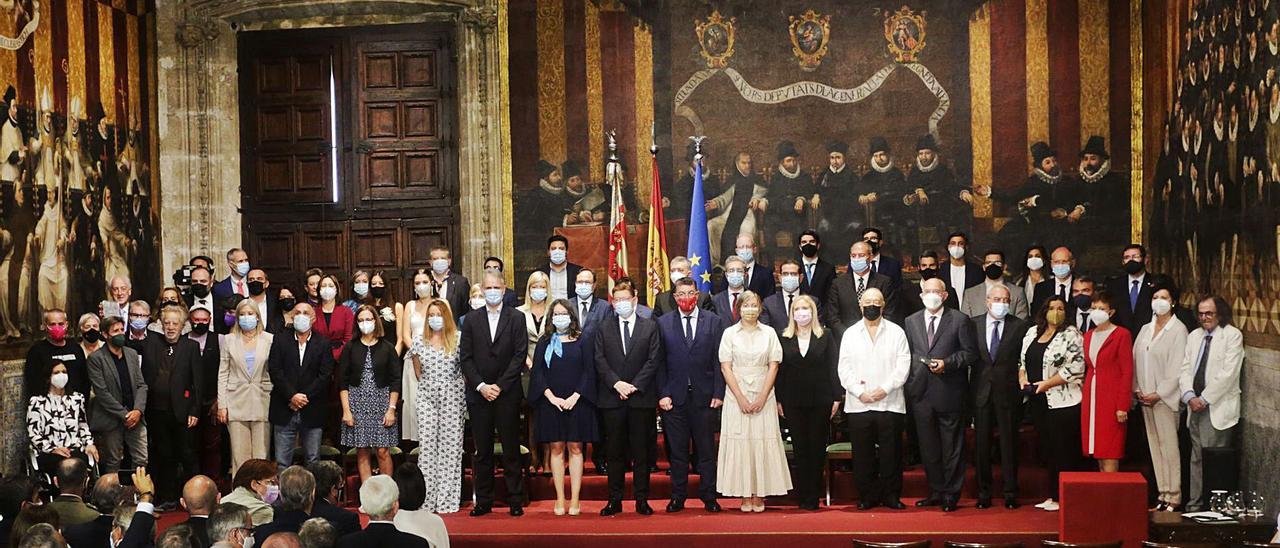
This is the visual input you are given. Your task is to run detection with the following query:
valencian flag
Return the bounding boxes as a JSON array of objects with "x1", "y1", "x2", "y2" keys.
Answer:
[
  {"x1": 686, "y1": 141, "x2": 713, "y2": 293},
  {"x1": 644, "y1": 152, "x2": 669, "y2": 305},
  {"x1": 606, "y1": 140, "x2": 629, "y2": 295}
]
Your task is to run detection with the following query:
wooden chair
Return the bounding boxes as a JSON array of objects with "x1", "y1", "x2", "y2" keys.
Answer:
[
  {"x1": 852, "y1": 540, "x2": 931, "y2": 548},
  {"x1": 1041, "y1": 542, "x2": 1123, "y2": 548},
  {"x1": 825, "y1": 441, "x2": 853, "y2": 506},
  {"x1": 945, "y1": 542, "x2": 1024, "y2": 548}
]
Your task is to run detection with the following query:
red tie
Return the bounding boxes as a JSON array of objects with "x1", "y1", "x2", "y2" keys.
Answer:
[{"x1": 237, "y1": 280, "x2": 245, "y2": 296}]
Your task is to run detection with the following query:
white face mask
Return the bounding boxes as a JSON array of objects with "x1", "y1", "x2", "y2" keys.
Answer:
[
  {"x1": 469, "y1": 298, "x2": 486, "y2": 310},
  {"x1": 793, "y1": 309, "x2": 813, "y2": 327},
  {"x1": 352, "y1": 283, "x2": 369, "y2": 297},
  {"x1": 780, "y1": 275, "x2": 801, "y2": 293},
  {"x1": 530, "y1": 288, "x2": 548, "y2": 302},
  {"x1": 1088, "y1": 308, "x2": 1112, "y2": 326},
  {"x1": 428, "y1": 316, "x2": 446, "y2": 332},
  {"x1": 948, "y1": 245, "x2": 966, "y2": 260},
  {"x1": 319, "y1": 286, "x2": 337, "y2": 302},
  {"x1": 989, "y1": 302, "x2": 1009, "y2": 319},
  {"x1": 358, "y1": 320, "x2": 376, "y2": 335},
  {"x1": 1151, "y1": 298, "x2": 1172, "y2": 316},
  {"x1": 670, "y1": 271, "x2": 686, "y2": 284},
  {"x1": 51, "y1": 372, "x2": 69, "y2": 389},
  {"x1": 1026, "y1": 256, "x2": 1045, "y2": 271},
  {"x1": 922, "y1": 292, "x2": 944, "y2": 311},
  {"x1": 415, "y1": 283, "x2": 432, "y2": 298}
]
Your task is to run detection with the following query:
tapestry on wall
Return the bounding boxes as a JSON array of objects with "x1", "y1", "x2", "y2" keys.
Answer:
[{"x1": 0, "y1": 0, "x2": 156, "y2": 357}]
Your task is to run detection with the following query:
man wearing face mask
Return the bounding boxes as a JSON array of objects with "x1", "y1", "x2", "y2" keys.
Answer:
[
  {"x1": 538, "y1": 235, "x2": 583, "y2": 301},
  {"x1": 861, "y1": 227, "x2": 903, "y2": 291},
  {"x1": 244, "y1": 270, "x2": 276, "y2": 333},
  {"x1": 1070, "y1": 277, "x2": 1098, "y2": 332},
  {"x1": 652, "y1": 256, "x2": 711, "y2": 317},
  {"x1": 655, "y1": 277, "x2": 727, "y2": 513},
  {"x1": 572, "y1": 269, "x2": 610, "y2": 337},
  {"x1": 187, "y1": 266, "x2": 216, "y2": 321},
  {"x1": 206, "y1": 502, "x2": 254, "y2": 548},
  {"x1": 902, "y1": 251, "x2": 959, "y2": 318},
  {"x1": 722, "y1": 234, "x2": 775, "y2": 298},
  {"x1": 267, "y1": 303, "x2": 334, "y2": 469},
  {"x1": 825, "y1": 241, "x2": 900, "y2": 335},
  {"x1": 797, "y1": 230, "x2": 837, "y2": 310},
  {"x1": 938, "y1": 232, "x2": 983, "y2": 298},
  {"x1": 86, "y1": 316, "x2": 149, "y2": 474},
  {"x1": 214, "y1": 248, "x2": 253, "y2": 302},
  {"x1": 903, "y1": 278, "x2": 976, "y2": 512},
  {"x1": 140, "y1": 307, "x2": 203, "y2": 511},
  {"x1": 711, "y1": 256, "x2": 751, "y2": 322},
  {"x1": 26, "y1": 308, "x2": 90, "y2": 399},
  {"x1": 482, "y1": 257, "x2": 520, "y2": 307},
  {"x1": 761, "y1": 260, "x2": 802, "y2": 333},
  {"x1": 458, "y1": 273, "x2": 528, "y2": 516},
  {"x1": 186, "y1": 306, "x2": 226, "y2": 481},
  {"x1": 125, "y1": 301, "x2": 161, "y2": 355},
  {"x1": 1032, "y1": 246, "x2": 1078, "y2": 315},
  {"x1": 960, "y1": 250, "x2": 1029, "y2": 320},
  {"x1": 968, "y1": 285, "x2": 1030, "y2": 509},
  {"x1": 1105, "y1": 244, "x2": 1156, "y2": 332},
  {"x1": 594, "y1": 279, "x2": 663, "y2": 516},
  {"x1": 428, "y1": 247, "x2": 470, "y2": 321}
]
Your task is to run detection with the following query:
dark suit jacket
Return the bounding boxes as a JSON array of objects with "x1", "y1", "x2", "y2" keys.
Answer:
[
  {"x1": 776, "y1": 332, "x2": 843, "y2": 409},
  {"x1": 434, "y1": 272, "x2": 472, "y2": 320},
  {"x1": 746, "y1": 263, "x2": 776, "y2": 298},
  {"x1": 760, "y1": 291, "x2": 798, "y2": 333},
  {"x1": 180, "y1": 515, "x2": 211, "y2": 548},
  {"x1": 651, "y1": 290, "x2": 712, "y2": 317},
  {"x1": 656, "y1": 308, "x2": 726, "y2": 406},
  {"x1": 594, "y1": 314, "x2": 663, "y2": 409},
  {"x1": 798, "y1": 259, "x2": 838, "y2": 311},
  {"x1": 337, "y1": 523, "x2": 429, "y2": 548},
  {"x1": 64, "y1": 514, "x2": 112, "y2": 548},
  {"x1": 266, "y1": 332, "x2": 335, "y2": 427},
  {"x1": 311, "y1": 500, "x2": 361, "y2": 539},
  {"x1": 459, "y1": 305, "x2": 528, "y2": 403},
  {"x1": 969, "y1": 314, "x2": 1030, "y2": 408},
  {"x1": 824, "y1": 271, "x2": 900, "y2": 335},
  {"x1": 120, "y1": 508, "x2": 156, "y2": 548},
  {"x1": 139, "y1": 336, "x2": 202, "y2": 421},
  {"x1": 870, "y1": 254, "x2": 904, "y2": 291},
  {"x1": 938, "y1": 261, "x2": 984, "y2": 293},
  {"x1": 709, "y1": 290, "x2": 737, "y2": 320},
  {"x1": 86, "y1": 346, "x2": 148, "y2": 431},
  {"x1": 536, "y1": 262, "x2": 584, "y2": 294},
  {"x1": 903, "y1": 308, "x2": 977, "y2": 413},
  {"x1": 253, "y1": 509, "x2": 310, "y2": 546},
  {"x1": 572, "y1": 297, "x2": 612, "y2": 337},
  {"x1": 189, "y1": 332, "x2": 222, "y2": 409},
  {"x1": 212, "y1": 276, "x2": 241, "y2": 306},
  {"x1": 901, "y1": 279, "x2": 960, "y2": 319},
  {"x1": 1106, "y1": 273, "x2": 1156, "y2": 332},
  {"x1": 339, "y1": 339, "x2": 401, "y2": 391}
]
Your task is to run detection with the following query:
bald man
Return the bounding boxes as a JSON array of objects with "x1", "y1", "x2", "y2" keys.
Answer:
[
  {"x1": 179, "y1": 476, "x2": 220, "y2": 548},
  {"x1": 262, "y1": 533, "x2": 303, "y2": 548}
]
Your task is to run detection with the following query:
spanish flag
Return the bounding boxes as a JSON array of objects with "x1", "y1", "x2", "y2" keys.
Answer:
[{"x1": 644, "y1": 152, "x2": 669, "y2": 305}]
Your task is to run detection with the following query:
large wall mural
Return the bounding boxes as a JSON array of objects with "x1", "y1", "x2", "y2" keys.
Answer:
[{"x1": 0, "y1": 0, "x2": 156, "y2": 357}]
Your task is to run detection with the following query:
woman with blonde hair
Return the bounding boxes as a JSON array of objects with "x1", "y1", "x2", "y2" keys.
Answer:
[
  {"x1": 517, "y1": 271, "x2": 551, "y2": 473},
  {"x1": 410, "y1": 298, "x2": 465, "y2": 513},
  {"x1": 399, "y1": 268, "x2": 433, "y2": 442},
  {"x1": 776, "y1": 294, "x2": 842, "y2": 510},
  {"x1": 219, "y1": 298, "x2": 275, "y2": 475},
  {"x1": 717, "y1": 290, "x2": 791, "y2": 512},
  {"x1": 340, "y1": 304, "x2": 401, "y2": 481}
]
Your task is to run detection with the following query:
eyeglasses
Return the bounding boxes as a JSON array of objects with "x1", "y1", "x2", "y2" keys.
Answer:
[
  {"x1": 1197, "y1": 311, "x2": 1217, "y2": 317},
  {"x1": 673, "y1": 292, "x2": 698, "y2": 298}
]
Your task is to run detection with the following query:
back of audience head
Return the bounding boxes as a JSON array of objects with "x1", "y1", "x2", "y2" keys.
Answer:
[
  {"x1": 305, "y1": 461, "x2": 343, "y2": 506},
  {"x1": 262, "y1": 532, "x2": 303, "y2": 548},
  {"x1": 11, "y1": 505, "x2": 61, "y2": 548},
  {"x1": 158, "y1": 523, "x2": 196, "y2": 548},
  {"x1": 209, "y1": 503, "x2": 252, "y2": 548},
  {"x1": 181, "y1": 475, "x2": 220, "y2": 516},
  {"x1": 391, "y1": 463, "x2": 426, "y2": 512},
  {"x1": 17, "y1": 523, "x2": 65, "y2": 548},
  {"x1": 298, "y1": 518, "x2": 335, "y2": 548},
  {"x1": 54, "y1": 458, "x2": 90, "y2": 496},
  {"x1": 91, "y1": 473, "x2": 126, "y2": 516},
  {"x1": 357, "y1": 475, "x2": 399, "y2": 521},
  {"x1": 0, "y1": 475, "x2": 40, "y2": 522},
  {"x1": 277, "y1": 466, "x2": 316, "y2": 514},
  {"x1": 111, "y1": 505, "x2": 141, "y2": 546}
]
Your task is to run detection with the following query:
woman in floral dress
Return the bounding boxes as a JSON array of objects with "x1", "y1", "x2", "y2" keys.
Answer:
[{"x1": 411, "y1": 298, "x2": 465, "y2": 513}]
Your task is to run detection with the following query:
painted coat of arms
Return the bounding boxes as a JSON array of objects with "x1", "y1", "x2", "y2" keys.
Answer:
[
  {"x1": 789, "y1": 10, "x2": 831, "y2": 71},
  {"x1": 695, "y1": 10, "x2": 735, "y2": 69},
  {"x1": 884, "y1": 5, "x2": 927, "y2": 63}
]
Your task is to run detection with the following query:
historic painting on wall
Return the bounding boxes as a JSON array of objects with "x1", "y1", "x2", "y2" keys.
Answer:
[{"x1": 0, "y1": 0, "x2": 157, "y2": 357}]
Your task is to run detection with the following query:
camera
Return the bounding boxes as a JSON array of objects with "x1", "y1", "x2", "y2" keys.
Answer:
[{"x1": 172, "y1": 265, "x2": 196, "y2": 287}]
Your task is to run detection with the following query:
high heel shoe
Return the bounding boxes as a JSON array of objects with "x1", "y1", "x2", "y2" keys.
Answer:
[
  {"x1": 553, "y1": 501, "x2": 566, "y2": 516},
  {"x1": 752, "y1": 498, "x2": 766, "y2": 512},
  {"x1": 568, "y1": 503, "x2": 581, "y2": 516}
]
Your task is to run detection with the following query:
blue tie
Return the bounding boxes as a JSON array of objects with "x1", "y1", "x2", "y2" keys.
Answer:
[
  {"x1": 989, "y1": 320, "x2": 1001, "y2": 361},
  {"x1": 806, "y1": 263, "x2": 814, "y2": 284},
  {"x1": 1129, "y1": 280, "x2": 1140, "y2": 311}
]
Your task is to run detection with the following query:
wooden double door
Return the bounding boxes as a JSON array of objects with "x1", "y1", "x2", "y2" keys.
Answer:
[{"x1": 238, "y1": 23, "x2": 458, "y2": 298}]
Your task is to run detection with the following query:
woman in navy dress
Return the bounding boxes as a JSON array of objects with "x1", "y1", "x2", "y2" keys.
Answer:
[{"x1": 528, "y1": 299, "x2": 597, "y2": 516}]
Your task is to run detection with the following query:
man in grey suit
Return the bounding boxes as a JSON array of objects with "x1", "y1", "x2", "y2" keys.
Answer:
[
  {"x1": 960, "y1": 250, "x2": 1030, "y2": 319},
  {"x1": 903, "y1": 277, "x2": 976, "y2": 512},
  {"x1": 86, "y1": 315, "x2": 149, "y2": 473},
  {"x1": 969, "y1": 285, "x2": 1030, "y2": 510}
]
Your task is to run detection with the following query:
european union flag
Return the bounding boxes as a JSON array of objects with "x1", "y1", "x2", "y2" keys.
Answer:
[{"x1": 687, "y1": 158, "x2": 713, "y2": 293}]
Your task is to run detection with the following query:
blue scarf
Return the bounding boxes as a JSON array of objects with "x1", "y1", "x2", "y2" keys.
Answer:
[{"x1": 543, "y1": 333, "x2": 563, "y2": 368}]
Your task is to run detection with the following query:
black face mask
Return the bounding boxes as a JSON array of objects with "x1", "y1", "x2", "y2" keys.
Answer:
[
  {"x1": 1124, "y1": 260, "x2": 1145, "y2": 275},
  {"x1": 984, "y1": 264, "x2": 1004, "y2": 280},
  {"x1": 247, "y1": 281, "x2": 266, "y2": 296},
  {"x1": 862, "y1": 305, "x2": 883, "y2": 321},
  {"x1": 191, "y1": 284, "x2": 210, "y2": 298},
  {"x1": 190, "y1": 322, "x2": 210, "y2": 336},
  {"x1": 278, "y1": 297, "x2": 297, "y2": 312},
  {"x1": 919, "y1": 267, "x2": 938, "y2": 280},
  {"x1": 109, "y1": 334, "x2": 127, "y2": 348},
  {"x1": 800, "y1": 243, "x2": 819, "y2": 258},
  {"x1": 370, "y1": 286, "x2": 386, "y2": 299},
  {"x1": 1073, "y1": 294, "x2": 1093, "y2": 311},
  {"x1": 866, "y1": 240, "x2": 881, "y2": 254},
  {"x1": 82, "y1": 329, "x2": 101, "y2": 343}
]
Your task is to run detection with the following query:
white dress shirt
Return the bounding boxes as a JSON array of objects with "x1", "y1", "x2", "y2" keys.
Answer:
[
  {"x1": 679, "y1": 306, "x2": 699, "y2": 338},
  {"x1": 255, "y1": 297, "x2": 268, "y2": 324},
  {"x1": 549, "y1": 267, "x2": 568, "y2": 300},
  {"x1": 1054, "y1": 275, "x2": 1074, "y2": 300},
  {"x1": 838, "y1": 319, "x2": 911, "y2": 413},
  {"x1": 617, "y1": 313, "x2": 637, "y2": 351},
  {"x1": 949, "y1": 263, "x2": 967, "y2": 295},
  {"x1": 986, "y1": 315, "x2": 1004, "y2": 352}
]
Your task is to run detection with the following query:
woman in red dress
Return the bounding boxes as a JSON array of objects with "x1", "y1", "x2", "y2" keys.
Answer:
[{"x1": 1081, "y1": 290, "x2": 1134, "y2": 472}]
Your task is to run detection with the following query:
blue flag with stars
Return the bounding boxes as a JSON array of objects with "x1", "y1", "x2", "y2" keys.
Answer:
[{"x1": 687, "y1": 159, "x2": 713, "y2": 292}]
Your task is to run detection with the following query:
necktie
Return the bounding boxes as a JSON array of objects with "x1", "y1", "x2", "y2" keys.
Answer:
[
  {"x1": 581, "y1": 301, "x2": 589, "y2": 319},
  {"x1": 927, "y1": 315, "x2": 937, "y2": 347},
  {"x1": 871, "y1": 260, "x2": 878, "y2": 274},
  {"x1": 786, "y1": 293, "x2": 794, "y2": 317},
  {"x1": 237, "y1": 280, "x2": 245, "y2": 296},
  {"x1": 684, "y1": 315, "x2": 694, "y2": 344},
  {"x1": 1058, "y1": 283, "x2": 1066, "y2": 299},
  {"x1": 434, "y1": 279, "x2": 443, "y2": 297},
  {"x1": 989, "y1": 320, "x2": 1001, "y2": 360},
  {"x1": 1080, "y1": 312, "x2": 1090, "y2": 330},
  {"x1": 806, "y1": 263, "x2": 814, "y2": 283},
  {"x1": 856, "y1": 276, "x2": 866, "y2": 299},
  {"x1": 731, "y1": 293, "x2": 740, "y2": 320},
  {"x1": 1130, "y1": 279, "x2": 1140, "y2": 311},
  {"x1": 622, "y1": 320, "x2": 632, "y2": 355},
  {"x1": 1193, "y1": 335, "x2": 1212, "y2": 395}
]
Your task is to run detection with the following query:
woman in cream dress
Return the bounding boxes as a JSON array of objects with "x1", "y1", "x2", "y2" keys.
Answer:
[
  {"x1": 716, "y1": 291, "x2": 792, "y2": 512},
  {"x1": 399, "y1": 268, "x2": 432, "y2": 442}
]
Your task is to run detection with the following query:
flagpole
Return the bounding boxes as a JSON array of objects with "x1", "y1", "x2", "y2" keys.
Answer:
[{"x1": 645, "y1": 123, "x2": 669, "y2": 306}]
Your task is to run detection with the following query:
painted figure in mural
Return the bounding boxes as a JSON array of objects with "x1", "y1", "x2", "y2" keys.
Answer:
[
  {"x1": 858, "y1": 137, "x2": 905, "y2": 253},
  {"x1": 29, "y1": 88, "x2": 60, "y2": 212},
  {"x1": 665, "y1": 140, "x2": 720, "y2": 222},
  {"x1": 122, "y1": 120, "x2": 157, "y2": 302},
  {"x1": 69, "y1": 178, "x2": 102, "y2": 322},
  {"x1": 986, "y1": 142, "x2": 1087, "y2": 254},
  {"x1": 1075, "y1": 136, "x2": 1128, "y2": 248},
  {"x1": 766, "y1": 141, "x2": 815, "y2": 259},
  {"x1": 903, "y1": 134, "x2": 971, "y2": 259},
  {"x1": 522, "y1": 159, "x2": 572, "y2": 235},
  {"x1": 706, "y1": 151, "x2": 767, "y2": 266},
  {"x1": 33, "y1": 184, "x2": 67, "y2": 314},
  {"x1": 98, "y1": 183, "x2": 131, "y2": 299},
  {"x1": 817, "y1": 140, "x2": 853, "y2": 262},
  {"x1": 88, "y1": 101, "x2": 118, "y2": 198},
  {"x1": 563, "y1": 159, "x2": 606, "y2": 226},
  {"x1": 64, "y1": 97, "x2": 87, "y2": 200},
  {"x1": 0, "y1": 215, "x2": 14, "y2": 339}
]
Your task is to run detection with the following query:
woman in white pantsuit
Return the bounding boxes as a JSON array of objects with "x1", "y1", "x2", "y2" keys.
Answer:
[
  {"x1": 219, "y1": 299, "x2": 275, "y2": 476},
  {"x1": 1133, "y1": 287, "x2": 1188, "y2": 511}
]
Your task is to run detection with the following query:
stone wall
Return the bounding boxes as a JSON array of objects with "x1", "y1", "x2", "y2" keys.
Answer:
[{"x1": 1241, "y1": 345, "x2": 1280, "y2": 512}]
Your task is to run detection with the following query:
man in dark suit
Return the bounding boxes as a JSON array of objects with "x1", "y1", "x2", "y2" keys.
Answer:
[
  {"x1": 652, "y1": 256, "x2": 712, "y2": 316},
  {"x1": 572, "y1": 269, "x2": 611, "y2": 336},
  {"x1": 1032, "y1": 246, "x2": 1078, "y2": 315},
  {"x1": 825, "y1": 240, "x2": 900, "y2": 334},
  {"x1": 186, "y1": 307, "x2": 225, "y2": 480},
  {"x1": 483, "y1": 257, "x2": 521, "y2": 308},
  {"x1": 1107, "y1": 243, "x2": 1155, "y2": 332},
  {"x1": 719, "y1": 234, "x2": 776, "y2": 297},
  {"x1": 178, "y1": 475, "x2": 220, "y2": 548},
  {"x1": 64, "y1": 473, "x2": 125, "y2": 548},
  {"x1": 903, "y1": 277, "x2": 977, "y2": 512},
  {"x1": 459, "y1": 272, "x2": 528, "y2": 516},
  {"x1": 428, "y1": 246, "x2": 471, "y2": 320},
  {"x1": 594, "y1": 279, "x2": 664, "y2": 516},
  {"x1": 798, "y1": 230, "x2": 837, "y2": 310},
  {"x1": 1069, "y1": 277, "x2": 1098, "y2": 332},
  {"x1": 184, "y1": 266, "x2": 218, "y2": 327},
  {"x1": 711, "y1": 256, "x2": 752, "y2": 322},
  {"x1": 305, "y1": 461, "x2": 360, "y2": 538},
  {"x1": 537, "y1": 235, "x2": 584, "y2": 301},
  {"x1": 141, "y1": 307, "x2": 203, "y2": 510},
  {"x1": 862, "y1": 227, "x2": 903, "y2": 291},
  {"x1": 243, "y1": 269, "x2": 277, "y2": 333},
  {"x1": 266, "y1": 303, "x2": 334, "y2": 469},
  {"x1": 252, "y1": 466, "x2": 315, "y2": 546},
  {"x1": 212, "y1": 248, "x2": 251, "y2": 304},
  {"x1": 656, "y1": 278, "x2": 726, "y2": 513},
  {"x1": 968, "y1": 285, "x2": 1030, "y2": 510},
  {"x1": 902, "y1": 251, "x2": 960, "y2": 318},
  {"x1": 761, "y1": 260, "x2": 803, "y2": 332},
  {"x1": 337, "y1": 476, "x2": 429, "y2": 548},
  {"x1": 939, "y1": 232, "x2": 983, "y2": 298}
]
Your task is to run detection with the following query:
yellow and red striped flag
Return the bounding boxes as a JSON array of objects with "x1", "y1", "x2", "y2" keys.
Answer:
[{"x1": 644, "y1": 153, "x2": 669, "y2": 305}]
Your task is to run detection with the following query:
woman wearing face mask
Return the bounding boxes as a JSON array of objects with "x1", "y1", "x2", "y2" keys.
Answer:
[
  {"x1": 339, "y1": 305, "x2": 401, "y2": 482},
  {"x1": 1133, "y1": 285, "x2": 1190, "y2": 511},
  {"x1": 1018, "y1": 296, "x2": 1086, "y2": 511},
  {"x1": 1017, "y1": 245, "x2": 1049, "y2": 304},
  {"x1": 409, "y1": 299, "x2": 465, "y2": 513},
  {"x1": 1079, "y1": 291, "x2": 1134, "y2": 473},
  {"x1": 268, "y1": 286, "x2": 299, "y2": 336},
  {"x1": 459, "y1": 283, "x2": 486, "y2": 327},
  {"x1": 218, "y1": 300, "x2": 275, "y2": 475},
  {"x1": 365, "y1": 272, "x2": 400, "y2": 351},
  {"x1": 78, "y1": 313, "x2": 103, "y2": 359},
  {"x1": 775, "y1": 295, "x2": 842, "y2": 511},
  {"x1": 399, "y1": 269, "x2": 434, "y2": 442},
  {"x1": 343, "y1": 270, "x2": 373, "y2": 311},
  {"x1": 528, "y1": 300, "x2": 598, "y2": 516},
  {"x1": 220, "y1": 458, "x2": 279, "y2": 526},
  {"x1": 27, "y1": 361, "x2": 99, "y2": 473},
  {"x1": 517, "y1": 272, "x2": 552, "y2": 474},
  {"x1": 717, "y1": 291, "x2": 792, "y2": 512},
  {"x1": 313, "y1": 274, "x2": 354, "y2": 361}
]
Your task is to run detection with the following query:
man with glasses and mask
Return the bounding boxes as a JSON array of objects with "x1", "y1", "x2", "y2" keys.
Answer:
[
  {"x1": 825, "y1": 240, "x2": 900, "y2": 335},
  {"x1": 860, "y1": 227, "x2": 902, "y2": 291},
  {"x1": 207, "y1": 502, "x2": 255, "y2": 548},
  {"x1": 1106, "y1": 244, "x2": 1156, "y2": 332},
  {"x1": 652, "y1": 256, "x2": 711, "y2": 317},
  {"x1": 125, "y1": 300, "x2": 160, "y2": 353},
  {"x1": 960, "y1": 250, "x2": 1029, "y2": 320},
  {"x1": 1179, "y1": 296, "x2": 1243, "y2": 512},
  {"x1": 86, "y1": 315, "x2": 149, "y2": 473}
]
